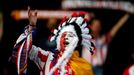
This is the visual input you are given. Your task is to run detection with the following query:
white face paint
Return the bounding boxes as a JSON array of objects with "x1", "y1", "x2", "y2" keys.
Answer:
[
  {"x1": 65, "y1": 32, "x2": 77, "y2": 47},
  {"x1": 56, "y1": 25, "x2": 78, "y2": 51},
  {"x1": 59, "y1": 32, "x2": 78, "y2": 52}
]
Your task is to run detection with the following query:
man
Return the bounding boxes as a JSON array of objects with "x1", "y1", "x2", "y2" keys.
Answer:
[{"x1": 10, "y1": 7, "x2": 95, "y2": 75}]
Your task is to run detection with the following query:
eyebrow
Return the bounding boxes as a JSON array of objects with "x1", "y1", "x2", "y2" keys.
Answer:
[{"x1": 67, "y1": 32, "x2": 76, "y2": 36}]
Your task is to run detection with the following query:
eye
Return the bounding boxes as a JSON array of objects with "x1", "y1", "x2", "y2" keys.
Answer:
[
  {"x1": 68, "y1": 32, "x2": 76, "y2": 37},
  {"x1": 61, "y1": 32, "x2": 67, "y2": 37},
  {"x1": 68, "y1": 34, "x2": 73, "y2": 37}
]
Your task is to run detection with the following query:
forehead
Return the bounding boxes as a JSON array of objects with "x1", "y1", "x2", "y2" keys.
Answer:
[{"x1": 61, "y1": 31, "x2": 76, "y2": 36}]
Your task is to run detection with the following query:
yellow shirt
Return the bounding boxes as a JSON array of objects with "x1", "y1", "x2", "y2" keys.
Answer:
[{"x1": 69, "y1": 51, "x2": 94, "y2": 75}]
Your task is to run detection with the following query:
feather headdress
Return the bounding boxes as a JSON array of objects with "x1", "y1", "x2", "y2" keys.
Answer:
[{"x1": 49, "y1": 12, "x2": 94, "y2": 54}]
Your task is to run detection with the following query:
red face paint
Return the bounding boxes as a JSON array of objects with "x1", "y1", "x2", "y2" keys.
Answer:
[
  {"x1": 59, "y1": 31, "x2": 77, "y2": 53},
  {"x1": 60, "y1": 32, "x2": 67, "y2": 52}
]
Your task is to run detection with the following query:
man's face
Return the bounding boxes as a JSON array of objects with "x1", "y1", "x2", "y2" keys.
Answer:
[
  {"x1": 91, "y1": 19, "x2": 101, "y2": 34},
  {"x1": 59, "y1": 32, "x2": 77, "y2": 51}
]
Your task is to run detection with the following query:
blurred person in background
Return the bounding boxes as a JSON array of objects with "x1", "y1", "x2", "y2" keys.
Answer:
[
  {"x1": 46, "y1": 18, "x2": 59, "y2": 49},
  {"x1": 123, "y1": 48, "x2": 134, "y2": 75},
  {"x1": 82, "y1": 13, "x2": 129, "y2": 75},
  {"x1": 10, "y1": 7, "x2": 95, "y2": 75},
  {"x1": 0, "y1": 12, "x2": 3, "y2": 42},
  {"x1": 47, "y1": 18, "x2": 58, "y2": 31}
]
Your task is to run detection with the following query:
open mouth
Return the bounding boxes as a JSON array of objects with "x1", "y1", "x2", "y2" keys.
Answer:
[
  {"x1": 64, "y1": 41, "x2": 69, "y2": 46},
  {"x1": 65, "y1": 42, "x2": 69, "y2": 45}
]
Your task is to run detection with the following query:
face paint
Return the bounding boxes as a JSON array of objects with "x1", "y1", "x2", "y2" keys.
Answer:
[
  {"x1": 56, "y1": 25, "x2": 78, "y2": 51},
  {"x1": 60, "y1": 32, "x2": 66, "y2": 52},
  {"x1": 60, "y1": 32, "x2": 77, "y2": 52}
]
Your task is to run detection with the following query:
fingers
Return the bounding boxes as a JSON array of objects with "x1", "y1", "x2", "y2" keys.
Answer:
[
  {"x1": 28, "y1": 6, "x2": 31, "y2": 17},
  {"x1": 28, "y1": 6, "x2": 30, "y2": 13},
  {"x1": 34, "y1": 10, "x2": 37, "y2": 16},
  {"x1": 27, "y1": 6, "x2": 37, "y2": 25},
  {"x1": 28, "y1": 6, "x2": 37, "y2": 17}
]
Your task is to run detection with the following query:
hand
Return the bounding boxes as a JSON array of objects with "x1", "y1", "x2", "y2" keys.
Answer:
[
  {"x1": 8, "y1": 50, "x2": 17, "y2": 63},
  {"x1": 28, "y1": 6, "x2": 37, "y2": 26}
]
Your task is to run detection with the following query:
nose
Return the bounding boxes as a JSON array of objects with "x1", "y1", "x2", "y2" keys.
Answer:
[{"x1": 65, "y1": 36, "x2": 68, "y2": 40}]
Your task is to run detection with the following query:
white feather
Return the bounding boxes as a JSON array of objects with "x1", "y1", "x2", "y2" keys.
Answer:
[
  {"x1": 62, "y1": 22, "x2": 66, "y2": 27},
  {"x1": 54, "y1": 29, "x2": 58, "y2": 35},
  {"x1": 58, "y1": 25, "x2": 61, "y2": 30},
  {"x1": 75, "y1": 17, "x2": 84, "y2": 25},
  {"x1": 50, "y1": 36, "x2": 55, "y2": 42},
  {"x1": 82, "y1": 39, "x2": 91, "y2": 47},
  {"x1": 69, "y1": 17, "x2": 76, "y2": 23},
  {"x1": 67, "y1": 18, "x2": 71, "y2": 23},
  {"x1": 80, "y1": 22, "x2": 87, "y2": 29},
  {"x1": 81, "y1": 28, "x2": 89, "y2": 34},
  {"x1": 82, "y1": 41, "x2": 91, "y2": 52},
  {"x1": 81, "y1": 34, "x2": 92, "y2": 39}
]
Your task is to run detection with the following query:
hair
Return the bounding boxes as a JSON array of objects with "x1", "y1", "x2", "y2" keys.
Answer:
[{"x1": 67, "y1": 22, "x2": 82, "y2": 57}]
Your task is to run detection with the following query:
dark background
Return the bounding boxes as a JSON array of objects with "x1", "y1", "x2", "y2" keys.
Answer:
[{"x1": 0, "y1": 0, "x2": 134, "y2": 75}]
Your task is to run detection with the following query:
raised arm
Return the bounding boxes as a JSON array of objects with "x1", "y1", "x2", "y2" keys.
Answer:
[
  {"x1": 27, "y1": 6, "x2": 37, "y2": 32},
  {"x1": 110, "y1": 13, "x2": 129, "y2": 38},
  {"x1": 49, "y1": 36, "x2": 79, "y2": 75},
  {"x1": 10, "y1": 7, "x2": 38, "y2": 75}
]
